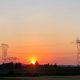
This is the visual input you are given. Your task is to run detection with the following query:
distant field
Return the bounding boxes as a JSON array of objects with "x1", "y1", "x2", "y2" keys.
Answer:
[{"x1": 0, "y1": 76, "x2": 80, "y2": 80}]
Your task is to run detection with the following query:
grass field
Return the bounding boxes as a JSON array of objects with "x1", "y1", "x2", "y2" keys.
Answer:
[{"x1": 0, "y1": 76, "x2": 80, "y2": 80}]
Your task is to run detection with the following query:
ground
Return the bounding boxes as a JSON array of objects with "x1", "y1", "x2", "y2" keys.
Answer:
[{"x1": 0, "y1": 76, "x2": 80, "y2": 80}]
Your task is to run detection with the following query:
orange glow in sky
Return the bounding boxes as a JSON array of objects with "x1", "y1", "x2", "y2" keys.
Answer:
[{"x1": 0, "y1": 0, "x2": 80, "y2": 65}]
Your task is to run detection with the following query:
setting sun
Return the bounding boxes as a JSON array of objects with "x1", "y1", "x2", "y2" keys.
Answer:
[
  {"x1": 31, "y1": 59, "x2": 36, "y2": 65},
  {"x1": 29, "y1": 57, "x2": 38, "y2": 65}
]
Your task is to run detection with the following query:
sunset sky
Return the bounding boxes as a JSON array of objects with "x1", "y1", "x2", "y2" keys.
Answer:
[{"x1": 0, "y1": 0, "x2": 80, "y2": 65}]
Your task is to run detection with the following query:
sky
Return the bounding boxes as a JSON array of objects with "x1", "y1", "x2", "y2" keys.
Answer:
[{"x1": 0, "y1": 0, "x2": 80, "y2": 65}]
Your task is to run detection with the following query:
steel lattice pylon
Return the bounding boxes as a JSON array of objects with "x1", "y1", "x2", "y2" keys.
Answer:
[
  {"x1": 1, "y1": 43, "x2": 8, "y2": 63},
  {"x1": 76, "y1": 38, "x2": 80, "y2": 66}
]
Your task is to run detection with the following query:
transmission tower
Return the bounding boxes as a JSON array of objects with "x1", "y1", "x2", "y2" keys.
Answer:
[
  {"x1": 76, "y1": 38, "x2": 80, "y2": 66},
  {"x1": 72, "y1": 38, "x2": 80, "y2": 65},
  {"x1": 1, "y1": 43, "x2": 8, "y2": 63}
]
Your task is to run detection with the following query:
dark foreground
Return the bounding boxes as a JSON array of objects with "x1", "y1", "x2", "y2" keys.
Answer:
[
  {"x1": 0, "y1": 62, "x2": 80, "y2": 76},
  {"x1": 0, "y1": 76, "x2": 80, "y2": 80}
]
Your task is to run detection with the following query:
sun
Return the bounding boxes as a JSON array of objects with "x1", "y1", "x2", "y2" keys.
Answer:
[
  {"x1": 31, "y1": 59, "x2": 36, "y2": 65},
  {"x1": 29, "y1": 56, "x2": 38, "y2": 65}
]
